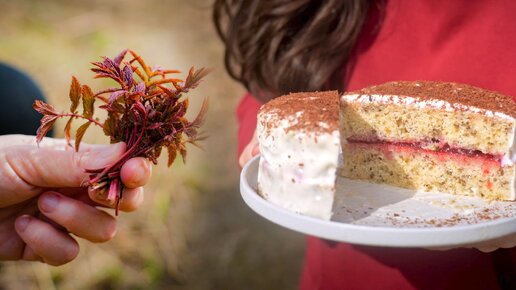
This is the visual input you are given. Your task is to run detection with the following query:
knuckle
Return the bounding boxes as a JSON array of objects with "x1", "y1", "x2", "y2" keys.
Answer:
[
  {"x1": 2, "y1": 149, "x2": 39, "y2": 194},
  {"x1": 74, "y1": 149, "x2": 89, "y2": 170}
]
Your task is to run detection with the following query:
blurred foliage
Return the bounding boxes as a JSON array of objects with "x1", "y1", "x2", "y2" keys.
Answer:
[{"x1": 0, "y1": 0, "x2": 304, "y2": 289}]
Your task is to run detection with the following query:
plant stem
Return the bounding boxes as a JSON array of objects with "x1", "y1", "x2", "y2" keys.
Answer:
[
  {"x1": 88, "y1": 111, "x2": 148, "y2": 185},
  {"x1": 61, "y1": 113, "x2": 104, "y2": 127}
]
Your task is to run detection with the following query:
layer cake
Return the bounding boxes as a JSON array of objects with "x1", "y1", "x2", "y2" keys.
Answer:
[{"x1": 340, "y1": 81, "x2": 516, "y2": 200}]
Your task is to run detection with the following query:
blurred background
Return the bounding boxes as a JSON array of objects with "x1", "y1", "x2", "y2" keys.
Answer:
[{"x1": 0, "y1": 0, "x2": 305, "y2": 289}]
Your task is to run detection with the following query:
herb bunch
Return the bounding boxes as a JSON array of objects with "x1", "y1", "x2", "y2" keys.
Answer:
[{"x1": 34, "y1": 49, "x2": 208, "y2": 214}]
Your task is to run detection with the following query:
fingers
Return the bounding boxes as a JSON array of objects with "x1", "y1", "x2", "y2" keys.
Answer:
[
  {"x1": 0, "y1": 135, "x2": 108, "y2": 151},
  {"x1": 239, "y1": 132, "x2": 260, "y2": 168},
  {"x1": 89, "y1": 186, "x2": 145, "y2": 212},
  {"x1": 14, "y1": 215, "x2": 79, "y2": 266},
  {"x1": 0, "y1": 135, "x2": 68, "y2": 150},
  {"x1": 118, "y1": 187, "x2": 145, "y2": 212},
  {"x1": 57, "y1": 186, "x2": 144, "y2": 213},
  {"x1": 473, "y1": 232, "x2": 516, "y2": 252},
  {"x1": 20, "y1": 245, "x2": 43, "y2": 262},
  {"x1": 475, "y1": 246, "x2": 498, "y2": 253},
  {"x1": 1, "y1": 142, "x2": 126, "y2": 206},
  {"x1": 120, "y1": 157, "x2": 152, "y2": 189},
  {"x1": 251, "y1": 143, "x2": 260, "y2": 155},
  {"x1": 427, "y1": 232, "x2": 516, "y2": 253},
  {"x1": 50, "y1": 163, "x2": 148, "y2": 213},
  {"x1": 17, "y1": 142, "x2": 125, "y2": 187},
  {"x1": 88, "y1": 156, "x2": 150, "y2": 211},
  {"x1": 38, "y1": 192, "x2": 117, "y2": 243},
  {"x1": 239, "y1": 142, "x2": 259, "y2": 168}
]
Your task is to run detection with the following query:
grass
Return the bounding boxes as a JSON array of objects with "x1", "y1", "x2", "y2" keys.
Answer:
[{"x1": 0, "y1": 0, "x2": 304, "y2": 289}]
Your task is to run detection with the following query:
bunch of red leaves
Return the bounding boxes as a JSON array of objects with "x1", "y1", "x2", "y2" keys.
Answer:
[{"x1": 34, "y1": 49, "x2": 208, "y2": 214}]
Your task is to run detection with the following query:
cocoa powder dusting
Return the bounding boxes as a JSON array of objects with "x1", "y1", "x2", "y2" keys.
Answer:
[
  {"x1": 259, "y1": 91, "x2": 339, "y2": 134},
  {"x1": 350, "y1": 81, "x2": 516, "y2": 118}
]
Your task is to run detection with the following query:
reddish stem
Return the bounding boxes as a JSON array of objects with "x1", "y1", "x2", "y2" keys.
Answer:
[
  {"x1": 88, "y1": 109, "x2": 148, "y2": 185},
  {"x1": 107, "y1": 178, "x2": 119, "y2": 204},
  {"x1": 61, "y1": 113, "x2": 104, "y2": 127}
]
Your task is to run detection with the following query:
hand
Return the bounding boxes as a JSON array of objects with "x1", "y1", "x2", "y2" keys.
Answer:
[
  {"x1": 427, "y1": 232, "x2": 516, "y2": 253},
  {"x1": 0, "y1": 134, "x2": 152, "y2": 266},
  {"x1": 468, "y1": 232, "x2": 516, "y2": 252},
  {"x1": 239, "y1": 129, "x2": 260, "y2": 168}
]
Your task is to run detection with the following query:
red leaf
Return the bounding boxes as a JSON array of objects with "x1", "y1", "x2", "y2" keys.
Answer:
[
  {"x1": 64, "y1": 116, "x2": 74, "y2": 145},
  {"x1": 102, "y1": 57, "x2": 118, "y2": 72},
  {"x1": 113, "y1": 49, "x2": 128, "y2": 65},
  {"x1": 69, "y1": 76, "x2": 81, "y2": 113},
  {"x1": 184, "y1": 67, "x2": 210, "y2": 90},
  {"x1": 108, "y1": 90, "x2": 126, "y2": 104},
  {"x1": 134, "y1": 82, "x2": 145, "y2": 94},
  {"x1": 129, "y1": 50, "x2": 152, "y2": 76},
  {"x1": 179, "y1": 142, "x2": 187, "y2": 164},
  {"x1": 122, "y1": 65, "x2": 134, "y2": 89},
  {"x1": 81, "y1": 85, "x2": 95, "y2": 118},
  {"x1": 102, "y1": 114, "x2": 117, "y2": 138},
  {"x1": 166, "y1": 143, "x2": 177, "y2": 166},
  {"x1": 36, "y1": 115, "x2": 58, "y2": 144},
  {"x1": 75, "y1": 122, "x2": 91, "y2": 151},
  {"x1": 157, "y1": 85, "x2": 177, "y2": 98},
  {"x1": 94, "y1": 87, "x2": 124, "y2": 97},
  {"x1": 33, "y1": 100, "x2": 57, "y2": 115},
  {"x1": 188, "y1": 98, "x2": 209, "y2": 132}
]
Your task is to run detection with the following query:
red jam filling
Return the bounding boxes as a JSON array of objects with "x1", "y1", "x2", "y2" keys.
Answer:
[{"x1": 347, "y1": 138, "x2": 503, "y2": 169}]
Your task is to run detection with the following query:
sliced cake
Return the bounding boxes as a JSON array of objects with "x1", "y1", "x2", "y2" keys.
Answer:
[
  {"x1": 340, "y1": 81, "x2": 516, "y2": 200},
  {"x1": 257, "y1": 91, "x2": 340, "y2": 220}
]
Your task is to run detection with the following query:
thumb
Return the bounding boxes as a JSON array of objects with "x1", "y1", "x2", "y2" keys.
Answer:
[
  {"x1": 239, "y1": 131, "x2": 259, "y2": 168},
  {"x1": 79, "y1": 143, "x2": 127, "y2": 170},
  {"x1": 4, "y1": 142, "x2": 126, "y2": 189},
  {"x1": 251, "y1": 143, "x2": 260, "y2": 156}
]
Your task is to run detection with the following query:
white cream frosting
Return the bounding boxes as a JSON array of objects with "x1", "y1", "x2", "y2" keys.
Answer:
[
  {"x1": 342, "y1": 93, "x2": 515, "y2": 121},
  {"x1": 257, "y1": 112, "x2": 340, "y2": 220}
]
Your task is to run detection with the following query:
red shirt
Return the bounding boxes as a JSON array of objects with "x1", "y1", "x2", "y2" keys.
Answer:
[{"x1": 236, "y1": 1, "x2": 516, "y2": 289}]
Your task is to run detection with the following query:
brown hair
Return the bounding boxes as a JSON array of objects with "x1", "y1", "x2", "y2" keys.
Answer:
[{"x1": 213, "y1": 0, "x2": 371, "y2": 102}]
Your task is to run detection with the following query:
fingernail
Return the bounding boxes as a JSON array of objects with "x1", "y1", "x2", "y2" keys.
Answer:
[
  {"x1": 98, "y1": 143, "x2": 126, "y2": 160},
  {"x1": 16, "y1": 215, "x2": 31, "y2": 232},
  {"x1": 136, "y1": 159, "x2": 150, "y2": 179},
  {"x1": 40, "y1": 192, "x2": 59, "y2": 213},
  {"x1": 251, "y1": 143, "x2": 260, "y2": 155},
  {"x1": 87, "y1": 143, "x2": 126, "y2": 169}
]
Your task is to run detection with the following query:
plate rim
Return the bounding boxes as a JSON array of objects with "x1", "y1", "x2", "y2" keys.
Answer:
[{"x1": 240, "y1": 155, "x2": 516, "y2": 248}]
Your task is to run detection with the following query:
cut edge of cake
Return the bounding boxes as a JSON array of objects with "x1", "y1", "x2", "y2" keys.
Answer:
[{"x1": 340, "y1": 81, "x2": 516, "y2": 201}]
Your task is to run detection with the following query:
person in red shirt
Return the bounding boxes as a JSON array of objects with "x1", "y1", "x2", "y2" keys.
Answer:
[{"x1": 213, "y1": 1, "x2": 516, "y2": 289}]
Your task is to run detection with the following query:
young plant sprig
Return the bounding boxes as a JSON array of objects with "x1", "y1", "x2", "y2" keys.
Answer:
[{"x1": 33, "y1": 49, "x2": 208, "y2": 215}]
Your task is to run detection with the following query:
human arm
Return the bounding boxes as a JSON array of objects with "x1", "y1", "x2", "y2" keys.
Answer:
[{"x1": 0, "y1": 134, "x2": 151, "y2": 265}]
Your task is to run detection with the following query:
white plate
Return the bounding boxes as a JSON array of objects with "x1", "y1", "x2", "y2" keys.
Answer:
[{"x1": 240, "y1": 156, "x2": 516, "y2": 248}]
